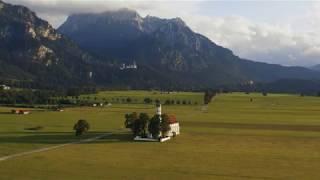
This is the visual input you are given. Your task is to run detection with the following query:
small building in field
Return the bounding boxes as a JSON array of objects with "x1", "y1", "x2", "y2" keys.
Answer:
[
  {"x1": 11, "y1": 109, "x2": 19, "y2": 114},
  {"x1": 54, "y1": 108, "x2": 64, "y2": 112},
  {"x1": 168, "y1": 123, "x2": 180, "y2": 136},
  {"x1": 166, "y1": 115, "x2": 180, "y2": 137},
  {"x1": 12, "y1": 110, "x2": 30, "y2": 115},
  {"x1": 19, "y1": 110, "x2": 30, "y2": 115},
  {"x1": 156, "y1": 104, "x2": 180, "y2": 138},
  {"x1": 133, "y1": 104, "x2": 180, "y2": 142}
]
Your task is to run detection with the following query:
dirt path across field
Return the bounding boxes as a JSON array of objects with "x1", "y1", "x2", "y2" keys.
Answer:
[{"x1": 0, "y1": 133, "x2": 113, "y2": 162}]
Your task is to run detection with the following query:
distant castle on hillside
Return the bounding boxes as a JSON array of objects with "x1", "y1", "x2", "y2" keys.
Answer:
[
  {"x1": 120, "y1": 61, "x2": 138, "y2": 70},
  {"x1": 0, "y1": 84, "x2": 10, "y2": 90}
]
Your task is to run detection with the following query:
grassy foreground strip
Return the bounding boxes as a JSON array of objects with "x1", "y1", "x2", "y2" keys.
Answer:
[
  {"x1": 0, "y1": 133, "x2": 113, "y2": 162},
  {"x1": 1, "y1": 92, "x2": 320, "y2": 179}
]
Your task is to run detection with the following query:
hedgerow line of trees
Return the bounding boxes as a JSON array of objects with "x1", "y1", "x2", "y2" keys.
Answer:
[
  {"x1": 0, "y1": 86, "x2": 97, "y2": 105},
  {"x1": 0, "y1": 88, "x2": 204, "y2": 106},
  {"x1": 57, "y1": 96, "x2": 200, "y2": 106},
  {"x1": 64, "y1": 95, "x2": 200, "y2": 105},
  {"x1": 0, "y1": 89, "x2": 56, "y2": 105},
  {"x1": 2, "y1": 87, "x2": 291, "y2": 107},
  {"x1": 0, "y1": 88, "x2": 285, "y2": 108}
]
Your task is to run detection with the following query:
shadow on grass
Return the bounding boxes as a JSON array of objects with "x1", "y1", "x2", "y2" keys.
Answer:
[
  {"x1": 0, "y1": 131, "x2": 133, "y2": 144},
  {"x1": 0, "y1": 112, "x2": 13, "y2": 114}
]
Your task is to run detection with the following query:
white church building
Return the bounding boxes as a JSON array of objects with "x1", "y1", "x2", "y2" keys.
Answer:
[
  {"x1": 134, "y1": 103, "x2": 180, "y2": 142},
  {"x1": 156, "y1": 104, "x2": 180, "y2": 137}
]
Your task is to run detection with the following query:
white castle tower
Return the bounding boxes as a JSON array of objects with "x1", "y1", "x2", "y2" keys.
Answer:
[{"x1": 132, "y1": 61, "x2": 137, "y2": 69}]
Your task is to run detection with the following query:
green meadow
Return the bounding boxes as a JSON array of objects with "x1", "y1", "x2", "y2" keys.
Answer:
[{"x1": 0, "y1": 92, "x2": 320, "y2": 179}]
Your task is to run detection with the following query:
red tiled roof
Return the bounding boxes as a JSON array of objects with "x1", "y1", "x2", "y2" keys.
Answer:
[{"x1": 168, "y1": 115, "x2": 177, "y2": 124}]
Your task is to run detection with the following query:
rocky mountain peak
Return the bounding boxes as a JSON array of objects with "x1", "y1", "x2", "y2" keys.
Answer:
[
  {"x1": 0, "y1": 1, "x2": 60, "y2": 41},
  {"x1": 0, "y1": 0, "x2": 95, "y2": 87},
  {"x1": 1, "y1": 0, "x2": 320, "y2": 90},
  {"x1": 170, "y1": 17, "x2": 186, "y2": 27}
]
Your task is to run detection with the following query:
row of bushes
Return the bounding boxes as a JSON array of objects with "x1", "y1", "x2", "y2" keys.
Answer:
[{"x1": 57, "y1": 96, "x2": 200, "y2": 106}]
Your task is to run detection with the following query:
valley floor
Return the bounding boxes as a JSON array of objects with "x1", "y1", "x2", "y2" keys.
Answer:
[{"x1": 0, "y1": 92, "x2": 320, "y2": 179}]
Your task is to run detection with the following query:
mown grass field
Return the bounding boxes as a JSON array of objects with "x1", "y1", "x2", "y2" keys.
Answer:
[{"x1": 0, "y1": 92, "x2": 320, "y2": 179}]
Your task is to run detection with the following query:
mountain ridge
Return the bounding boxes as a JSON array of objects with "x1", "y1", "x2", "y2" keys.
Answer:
[
  {"x1": 0, "y1": 0, "x2": 98, "y2": 88},
  {"x1": 0, "y1": 1, "x2": 319, "y2": 90},
  {"x1": 59, "y1": 9, "x2": 320, "y2": 85}
]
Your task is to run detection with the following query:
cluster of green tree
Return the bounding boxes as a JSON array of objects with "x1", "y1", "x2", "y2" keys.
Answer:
[
  {"x1": 124, "y1": 112, "x2": 171, "y2": 139},
  {"x1": 0, "y1": 85, "x2": 100, "y2": 106},
  {"x1": 73, "y1": 119, "x2": 90, "y2": 136},
  {"x1": 67, "y1": 96, "x2": 137, "y2": 105},
  {"x1": 204, "y1": 90, "x2": 217, "y2": 104},
  {"x1": 0, "y1": 89, "x2": 56, "y2": 105},
  {"x1": 144, "y1": 98, "x2": 197, "y2": 105},
  {"x1": 62, "y1": 96, "x2": 201, "y2": 107},
  {"x1": 66, "y1": 87, "x2": 97, "y2": 97},
  {"x1": 163, "y1": 99, "x2": 195, "y2": 105},
  {"x1": 226, "y1": 79, "x2": 320, "y2": 96},
  {"x1": 50, "y1": 97, "x2": 102, "y2": 107},
  {"x1": 0, "y1": 79, "x2": 34, "y2": 89},
  {"x1": 108, "y1": 97, "x2": 138, "y2": 104}
]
